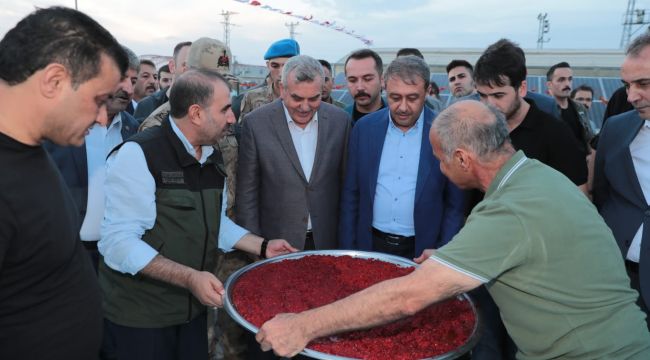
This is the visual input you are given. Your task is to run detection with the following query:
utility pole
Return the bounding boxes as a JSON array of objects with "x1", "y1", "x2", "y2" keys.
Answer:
[
  {"x1": 537, "y1": 13, "x2": 550, "y2": 49},
  {"x1": 621, "y1": 0, "x2": 650, "y2": 48},
  {"x1": 221, "y1": 10, "x2": 238, "y2": 50},
  {"x1": 285, "y1": 22, "x2": 300, "y2": 40}
]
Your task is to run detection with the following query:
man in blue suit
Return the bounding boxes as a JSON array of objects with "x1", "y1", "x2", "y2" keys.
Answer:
[
  {"x1": 594, "y1": 32, "x2": 650, "y2": 329},
  {"x1": 339, "y1": 55, "x2": 464, "y2": 259},
  {"x1": 45, "y1": 46, "x2": 140, "y2": 270}
]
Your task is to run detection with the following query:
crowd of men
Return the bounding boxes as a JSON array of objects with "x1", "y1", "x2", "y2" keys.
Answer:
[{"x1": 1, "y1": 6, "x2": 650, "y2": 360}]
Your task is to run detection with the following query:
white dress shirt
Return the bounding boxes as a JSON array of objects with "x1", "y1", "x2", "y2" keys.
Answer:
[
  {"x1": 79, "y1": 113, "x2": 124, "y2": 241},
  {"x1": 283, "y1": 103, "x2": 318, "y2": 230},
  {"x1": 627, "y1": 120, "x2": 650, "y2": 262},
  {"x1": 100, "y1": 117, "x2": 249, "y2": 275}
]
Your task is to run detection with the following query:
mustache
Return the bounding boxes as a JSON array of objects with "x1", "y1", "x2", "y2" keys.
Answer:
[
  {"x1": 113, "y1": 90, "x2": 130, "y2": 99},
  {"x1": 354, "y1": 91, "x2": 370, "y2": 99},
  {"x1": 563, "y1": 86, "x2": 571, "y2": 91}
]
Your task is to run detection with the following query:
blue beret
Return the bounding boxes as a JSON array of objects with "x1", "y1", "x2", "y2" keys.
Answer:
[{"x1": 264, "y1": 39, "x2": 300, "y2": 60}]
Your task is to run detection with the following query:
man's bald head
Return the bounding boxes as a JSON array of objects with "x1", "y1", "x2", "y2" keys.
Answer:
[{"x1": 431, "y1": 100, "x2": 511, "y2": 162}]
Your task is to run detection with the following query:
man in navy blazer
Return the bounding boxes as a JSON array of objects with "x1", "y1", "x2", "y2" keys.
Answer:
[
  {"x1": 593, "y1": 33, "x2": 650, "y2": 329},
  {"x1": 339, "y1": 55, "x2": 464, "y2": 259}
]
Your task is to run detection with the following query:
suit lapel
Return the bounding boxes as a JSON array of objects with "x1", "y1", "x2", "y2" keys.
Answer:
[
  {"x1": 73, "y1": 145, "x2": 88, "y2": 188},
  {"x1": 269, "y1": 101, "x2": 308, "y2": 182},
  {"x1": 310, "y1": 107, "x2": 329, "y2": 184},
  {"x1": 616, "y1": 115, "x2": 646, "y2": 206},
  {"x1": 368, "y1": 111, "x2": 389, "y2": 202},
  {"x1": 120, "y1": 113, "x2": 135, "y2": 139},
  {"x1": 415, "y1": 109, "x2": 434, "y2": 203}
]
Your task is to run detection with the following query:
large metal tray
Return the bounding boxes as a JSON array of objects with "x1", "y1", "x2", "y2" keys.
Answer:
[{"x1": 223, "y1": 250, "x2": 480, "y2": 360}]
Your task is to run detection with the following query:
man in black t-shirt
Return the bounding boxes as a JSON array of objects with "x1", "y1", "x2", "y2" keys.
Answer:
[
  {"x1": 0, "y1": 7, "x2": 127, "y2": 360},
  {"x1": 475, "y1": 41, "x2": 588, "y2": 194},
  {"x1": 344, "y1": 49, "x2": 386, "y2": 125},
  {"x1": 462, "y1": 38, "x2": 590, "y2": 360}
]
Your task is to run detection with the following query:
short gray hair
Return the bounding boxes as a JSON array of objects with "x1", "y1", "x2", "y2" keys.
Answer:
[
  {"x1": 627, "y1": 32, "x2": 650, "y2": 57},
  {"x1": 384, "y1": 55, "x2": 430, "y2": 90},
  {"x1": 121, "y1": 45, "x2": 139, "y2": 72},
  {"x1": 433, "y1": 101, "x2": 510, "y2": 162},
  {"x1": 281, "y1": 55, "x2": 324, "y2": 87}
]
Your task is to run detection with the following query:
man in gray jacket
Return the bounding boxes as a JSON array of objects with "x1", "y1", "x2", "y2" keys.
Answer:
[{"x1": 236, "y1": 55, "x2": 351, "y2": 250}]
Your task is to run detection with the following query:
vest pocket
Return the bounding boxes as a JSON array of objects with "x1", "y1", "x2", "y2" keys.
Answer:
[{"x1": 157, "y1": 191, "x2": 197, "y2": 210}]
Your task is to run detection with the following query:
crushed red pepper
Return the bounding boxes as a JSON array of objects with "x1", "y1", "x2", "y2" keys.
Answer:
[{"x1": 231, "y1": 255, "x2": 476, "y2": 360}]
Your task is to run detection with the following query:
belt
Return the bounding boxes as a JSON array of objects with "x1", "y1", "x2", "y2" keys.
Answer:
[
  {"x1": 626, "y1": 260, "x2": 639, "y2": 274},
  {"x1": 371, "y1": 227, "x2": 414, "y2": 245},
  {"x1": 82, "y1": 240, "x2": 98, "y2": 250}
]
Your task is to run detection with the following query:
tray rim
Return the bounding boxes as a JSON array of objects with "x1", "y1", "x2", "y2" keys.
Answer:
[{"x1": 223, "y1": 250, "x2": 481, "y2": 360}]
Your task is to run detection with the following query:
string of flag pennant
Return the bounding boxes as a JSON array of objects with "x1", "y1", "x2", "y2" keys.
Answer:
[{"x1": 232, "y1": 0, "x2": 373, "y2": 45}]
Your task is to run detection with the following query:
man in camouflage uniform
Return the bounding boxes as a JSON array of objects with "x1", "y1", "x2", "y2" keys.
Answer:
[{"x1": 137, "y1": 37, "x2": 248, "y2": 360}]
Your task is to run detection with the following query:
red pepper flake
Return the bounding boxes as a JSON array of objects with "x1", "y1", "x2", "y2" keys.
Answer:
[{"x1": 231, "y1": 255, "x2": 476, "y2": 360}]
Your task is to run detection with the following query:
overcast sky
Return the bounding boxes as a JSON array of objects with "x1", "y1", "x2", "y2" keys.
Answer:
[{"x1": 0, "y1": 0, "x2": 645, "y2": 65}]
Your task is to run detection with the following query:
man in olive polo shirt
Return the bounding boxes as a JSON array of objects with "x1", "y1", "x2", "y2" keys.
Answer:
[{"x1": 255, "y1": 100, "x2": 650, "y2": 360}]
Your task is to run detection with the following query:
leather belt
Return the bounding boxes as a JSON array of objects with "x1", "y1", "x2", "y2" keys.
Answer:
[
  {"x1": 371, "y1": 227, "x2": 414, "y2": 245},
  {"x1": 626, "y1": 260, "x2": 639, "y2": 274}
]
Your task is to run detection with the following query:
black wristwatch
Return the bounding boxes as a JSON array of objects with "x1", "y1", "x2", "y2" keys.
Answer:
[{"x1": 260, "y1": 238, "x2": 269, "y2": 259}]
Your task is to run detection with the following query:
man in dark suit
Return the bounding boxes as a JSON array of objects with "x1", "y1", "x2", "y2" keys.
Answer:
[
  {"x1": 339, "y1": 55, "x2": 464, "y2": 259},
  {"x1": 593, "y1": 32, "x2": 650, "y2": 330},
  {"x1": 45, "y1": 46, "x2": 140, "y2": 269},
  {"x1": 236, "y1": 55, "x2": 351, "y2": 251}
]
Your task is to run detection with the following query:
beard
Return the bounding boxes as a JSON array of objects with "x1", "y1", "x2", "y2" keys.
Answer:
[{"x1": 505, "y1": 96, "x2": 522, "y2": 121}]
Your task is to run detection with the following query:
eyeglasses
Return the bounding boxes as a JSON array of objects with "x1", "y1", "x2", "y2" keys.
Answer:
[{"x1": 574, "y1": 97, "x2": 592, "y2": 102}]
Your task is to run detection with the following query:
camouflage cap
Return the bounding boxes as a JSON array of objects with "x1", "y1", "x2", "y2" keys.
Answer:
[{"x1": 187, "y1": 37, "x2": 232, "y2": 75}]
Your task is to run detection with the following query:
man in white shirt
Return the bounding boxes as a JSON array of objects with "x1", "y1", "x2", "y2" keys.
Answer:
[
  {"x1": 98, "y1": 69, "x2": 296, "y2": 360},
  {"x1": 594, "y1": 32, "x2": 650, "y2": 330}
]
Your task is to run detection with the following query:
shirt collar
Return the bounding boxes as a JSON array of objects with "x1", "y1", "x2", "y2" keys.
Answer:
[
  {"x1": 485, "y1": 150, "x2": 527, "y2": 197},
  {"x1": 168, "y1": 115, "x2": 214, "y2": 164},
  {"x1": 515, "y1": 98, "x2": 539, "y2": 131},
  {"x1": 108, "y1": 112, "x2": 123, "y2": 133},
  {"x1": 86, "y1": 113, "x2": 123, "y2": 134},
  {"x1": 353, "y1": 97, "x2": 386, "y2": 119}
]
